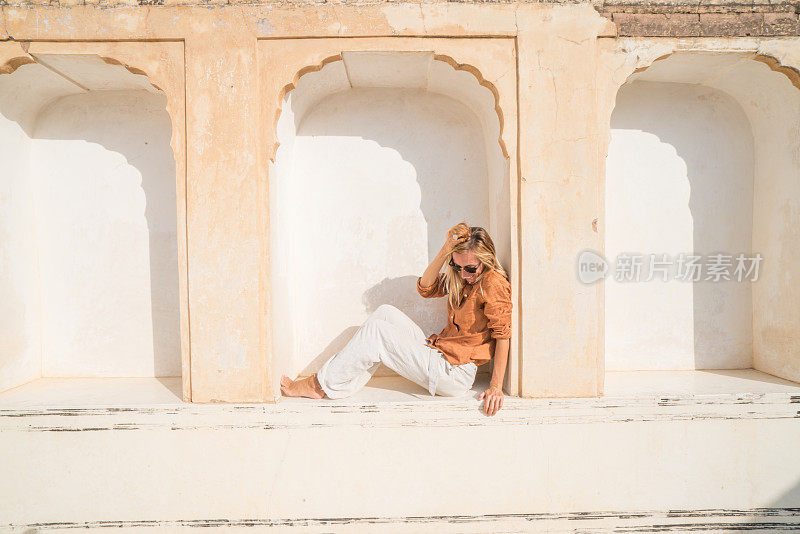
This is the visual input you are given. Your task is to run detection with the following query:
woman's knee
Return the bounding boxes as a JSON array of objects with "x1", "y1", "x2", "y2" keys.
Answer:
[
  {"x1": 375, "y1": 303, "x2": 399, "y2": 315},
  {"x1": 369, "y1": 304, "x2": 401, "y2": 323}
]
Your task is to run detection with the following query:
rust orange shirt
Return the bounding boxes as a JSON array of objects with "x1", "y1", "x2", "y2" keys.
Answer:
[{"x1": 416, "y1": 268, "x2": 512, "y2": 367}]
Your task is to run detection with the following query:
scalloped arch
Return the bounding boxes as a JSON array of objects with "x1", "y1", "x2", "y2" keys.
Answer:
[
  {"x1": 752, "y1": 53, "x2": 800, "y2": 91},
  {"x1": 270, "y1": 52, "x2": 508, "y2": 162},
  {"x1": 0, "y1": 56, "x2": 36, "y2": 76},
  {"x1": 0, "y1": 54, "x2": 164, "y2": 92},
  {"x1": 0, "y1": 53, "x2": 177, "y2": 165},
  {"x1": 624, "y1": 50, "x2": 800, "y2": 91},
  {"x1": 97, "y1": 55, "x2": 164, "y2": 92}
]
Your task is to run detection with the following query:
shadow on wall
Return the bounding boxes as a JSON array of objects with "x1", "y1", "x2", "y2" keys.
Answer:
[
  {"x1": 606, "y1": 80, "x2": 754, "y2": 370},
  {"x1": 0, "y1": 87, "x2": 180, "y2": 377},
  {"x1": 295, "y1": 87, "x2": 489, "y2": 265},
  {"x1": 288, "y1": 87, "x2": 490, "y2": 374}
]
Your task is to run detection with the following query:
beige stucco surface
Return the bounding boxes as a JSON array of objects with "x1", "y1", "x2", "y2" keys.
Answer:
[{"x1": 1, "y1": 4, "x2": 798, "y2": 402}]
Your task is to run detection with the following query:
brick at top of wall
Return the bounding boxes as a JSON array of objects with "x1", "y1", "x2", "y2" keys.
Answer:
[{"x1": 609, "y1": 11, "x2": 800, "y2": 37}]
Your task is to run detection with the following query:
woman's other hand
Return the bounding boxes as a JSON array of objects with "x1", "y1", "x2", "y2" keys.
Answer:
[
  {"x1": 442, "y1": 223, "x2": 470, "y2": 255},
  {"x1": 479, "y1": 385, "x2": 503, "y2": 416}
]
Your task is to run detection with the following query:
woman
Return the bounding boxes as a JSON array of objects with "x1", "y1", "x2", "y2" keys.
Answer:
[{"x1": 280, "y1": 222, "x2": 512, "y2": 416}]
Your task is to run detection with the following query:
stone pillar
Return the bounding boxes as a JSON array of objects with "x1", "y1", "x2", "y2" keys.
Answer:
[{"x1": 516, "y1": 4, "x2": 607, "y2": 397}]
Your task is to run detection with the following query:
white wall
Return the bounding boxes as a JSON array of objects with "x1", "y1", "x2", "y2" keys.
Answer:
[
  {"x1": 0, "y1": 63, "x2": 81, "y2": 392},
  {"x1": 606, "y1": 80, "x2": 754, "y2": 370},
  {"x1": 0, "y1": 76, "x2": 39, "y2": 392},
  {"x1": 32, "y1": 90, "x2": 180, "y2": 377},
  {"x1": 269, "y1": 90, "x2": 301, "y2": 389},
  {"x1": 0, "y1": 60, "x2": 180, "y2": 389},
  {"x1": 741, "y1": 61, "x2": 800, "y2": 382}
]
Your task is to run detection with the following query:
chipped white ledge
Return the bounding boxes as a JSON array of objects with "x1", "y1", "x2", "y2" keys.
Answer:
[
  {"x1": 5, "y1": 507, "x2": 800, "y2": 533},
  {"x1": 1, "y1": 370, "x2": 798, "y2": 431},
  {"x1": 2, "y1": 369, "x2": 799, "y2": 530}
]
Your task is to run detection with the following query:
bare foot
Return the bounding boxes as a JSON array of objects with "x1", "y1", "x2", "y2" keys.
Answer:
[{"x1": 280, "y1": 373, "x2": 326, "y2": 399}]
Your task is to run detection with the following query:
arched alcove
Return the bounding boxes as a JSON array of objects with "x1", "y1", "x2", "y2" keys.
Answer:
[
  {"x1": 605, "y1": 51, "x2": 800, "y2": 381},
  {"x1": 0, "y1": 54, "x2": 182, "y2": 397},
  {"x1": 269, "y1": 51, "x2": 510, "y2": 389}
]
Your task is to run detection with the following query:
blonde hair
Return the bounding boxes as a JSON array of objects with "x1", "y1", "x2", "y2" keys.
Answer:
[{"x1": 442, "y1": 222, "x2": 509, "y2": 310}]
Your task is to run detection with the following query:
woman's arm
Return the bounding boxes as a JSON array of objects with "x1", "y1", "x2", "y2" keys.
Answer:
[
  {"x1": 480, "y1": 273, "x2": 512, "y2": 416},
  {"x1": 421, "y1": 224, "x2": 469, "y2": 287},
  {"x1": 420, "y1": 247, "x2": 448, "y2": 288},
  {"x1": 480, "y1": 338, "x2": 509, "y2": 416},
  {"x1": 490, "y1": 338, "x2": 510, "y2": 391}
]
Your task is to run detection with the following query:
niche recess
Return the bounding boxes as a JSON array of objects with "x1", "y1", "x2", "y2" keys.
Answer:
[
  {"x1": 0, "y1": 54, "x2": 181, "y2": 395},
  {"x1": 269, "y1": 51, "x2": 510, "y2": 386},
  {"x1": 605, "y1": 51, "x2": 800, "y2": 382}
]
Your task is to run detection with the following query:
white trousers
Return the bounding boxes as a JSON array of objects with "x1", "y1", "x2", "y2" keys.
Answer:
[{"x1": 316, "y1": 304, "x2": 478, "y2": 399}]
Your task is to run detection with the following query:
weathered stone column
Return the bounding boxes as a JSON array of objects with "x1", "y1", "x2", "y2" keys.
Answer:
[
  {"x1": 185, "y1": 29, "x2": 268, "y2": 402},
  {"x1": 516, "y1": 4, "x2": 609, "y2": 397}
]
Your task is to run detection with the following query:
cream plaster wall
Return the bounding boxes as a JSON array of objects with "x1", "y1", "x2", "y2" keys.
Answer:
[
  {"x1": 0, "y1": 67, "x2": 41, "y2": 392},
  {"x1": 514, "y1": 8, "x2": 612, "y2": 397},
  {"x1": 606, "y1": 80, "x2": 754, "y2": 370},
  {"x1": 32, "y1": 90, "x2": 180, "y2": 377}
]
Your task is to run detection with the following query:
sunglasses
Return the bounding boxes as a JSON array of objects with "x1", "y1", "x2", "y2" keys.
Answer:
[{"x1": 449, "y1": 258, "x2": 481, "y2": 274}]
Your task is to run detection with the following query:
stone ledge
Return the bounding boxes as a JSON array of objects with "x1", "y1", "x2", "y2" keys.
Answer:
[
  {"x1": 4, "y1": 507, "x2": 800, "y2": 532},
  {"x1": 2, "y1": 391, "x2": 798, "y2": 431}
]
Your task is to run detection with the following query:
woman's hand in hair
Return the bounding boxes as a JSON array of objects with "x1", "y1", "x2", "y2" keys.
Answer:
[{"x1": 442, "y1": 223, "x2": 470, "y2": 255}]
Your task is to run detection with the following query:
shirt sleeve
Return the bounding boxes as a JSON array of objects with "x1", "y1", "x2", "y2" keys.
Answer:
[
  {"x1": 482, "y1": 274, "x2": 512, "y2": 339},
  {"x1": 417, "y1": 273, "x2": 447, "y2": 299}
]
